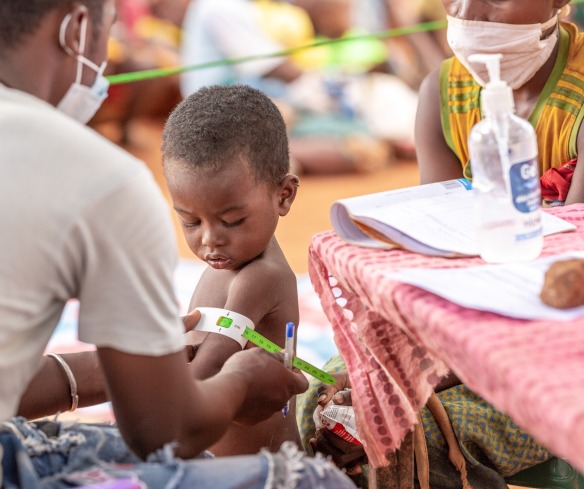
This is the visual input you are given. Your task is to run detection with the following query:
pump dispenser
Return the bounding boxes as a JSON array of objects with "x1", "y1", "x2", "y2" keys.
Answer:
[
  {"x1": 471, "y1": 54, "x2": 514, "y2": 117},
  {"x1": 467, "y1": 53, "x2": 542, "y2": 263}
]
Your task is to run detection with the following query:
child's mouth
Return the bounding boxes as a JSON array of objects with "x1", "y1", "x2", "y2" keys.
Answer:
[{"x1": 206, "y1": 256, "x2": 234, "y2": 269}]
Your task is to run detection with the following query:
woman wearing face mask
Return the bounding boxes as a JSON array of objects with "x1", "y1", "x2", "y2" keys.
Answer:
[
  {"x1": 306, "y1": 2, "x2": 579, "y2": 488},
  {"x1": 403, "y1": 0, "x2": 576, "y2": 486},
  {"x1": 415, "y1": 0, "x2": 584, "y2": 206}
]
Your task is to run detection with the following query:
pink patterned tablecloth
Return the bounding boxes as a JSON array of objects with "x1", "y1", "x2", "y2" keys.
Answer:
[{"x1": 308, "y1": 204, "x2": 584, "y2": 471}]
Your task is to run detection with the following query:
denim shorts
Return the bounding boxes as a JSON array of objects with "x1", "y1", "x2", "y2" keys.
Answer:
[{"x1": 0, "y1": 417, "x2": 355, "y2": 489}]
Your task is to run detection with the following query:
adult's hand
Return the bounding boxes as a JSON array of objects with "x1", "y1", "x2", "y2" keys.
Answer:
[
  {"x1": 221, "y1": 349, "x2": 309, "y2": 426},
  {"x1": 182, "y1": 309, "x2": 201, "y2": 362},
  {"x1": 182, "y1": 308, "x2": 201, "y2": 332}
]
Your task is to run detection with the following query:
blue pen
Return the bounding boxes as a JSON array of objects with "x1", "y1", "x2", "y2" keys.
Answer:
[{"x1": 282, "y1": 321, "x2": 295, "y2": 417}]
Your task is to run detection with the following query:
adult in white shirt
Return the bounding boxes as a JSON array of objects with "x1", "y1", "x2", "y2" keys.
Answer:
[{"x1": 0, "y1": 1, "x2": 355, "y2": 487}]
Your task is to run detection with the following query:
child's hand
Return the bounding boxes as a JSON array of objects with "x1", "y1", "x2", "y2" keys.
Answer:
[
  {"x1": 316, "y1": 370, "x2": 352, "y2": 406},
  {"x1": 313, "y1": 371, "x2": 352, "y2": 434},
  {"x1": 221, "y1": 349, "x2": 308, "y2": 426},
  {"x1": 310, "y1": 427, "x2": 367, "y2": 475},
  {"x1": 185, "y1": 343, "x2": 200, "y2": 363},
  {"x1": 310, "y1": 370, "x2": 367, "y2": 475}
]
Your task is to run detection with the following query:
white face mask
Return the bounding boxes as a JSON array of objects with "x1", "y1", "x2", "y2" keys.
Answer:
[
  {"x1": 447, "y1": 14, "x2": 559, "y2": 89},
  {"x1": 57, "y1": 13, "x2": 110, "y2": 124}
]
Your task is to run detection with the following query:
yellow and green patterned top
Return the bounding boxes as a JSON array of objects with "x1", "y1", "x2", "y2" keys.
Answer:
[{"x1": 440, "y1": 22, "x2": 584, "y2": 180}]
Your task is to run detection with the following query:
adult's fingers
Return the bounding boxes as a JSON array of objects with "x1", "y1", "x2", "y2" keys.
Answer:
[
  {"x1": 182, "y1": 309, "x2": 201, "y2": 333},
  {"x1": 261, "y1": 350, "x2": 308, "y2": 393}
]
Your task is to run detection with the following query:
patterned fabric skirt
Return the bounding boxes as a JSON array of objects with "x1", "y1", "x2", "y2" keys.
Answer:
[{"x1": 297, "y1": 354, "x2": 551, "y2": 488}]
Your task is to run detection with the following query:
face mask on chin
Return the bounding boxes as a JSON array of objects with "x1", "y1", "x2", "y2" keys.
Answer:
[
  {"x1": 57, "y1": 13, "x2": 110, "y2": 124},
  {"x1": 447, "y1": 14, "x2": 559, "y2": 89}
]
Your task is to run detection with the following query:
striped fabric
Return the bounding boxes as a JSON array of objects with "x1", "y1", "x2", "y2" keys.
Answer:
[{"x1": 440, "y1": 22, "x2": 584, "y2": 179}]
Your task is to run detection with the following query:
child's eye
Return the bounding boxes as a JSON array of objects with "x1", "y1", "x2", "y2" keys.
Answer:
[
  {"x1": 182, "y1": 220, "x2": 200, "y2": 229},
  {"x1": 223, "y1": 218, "x2": 245, "y2": 228}
]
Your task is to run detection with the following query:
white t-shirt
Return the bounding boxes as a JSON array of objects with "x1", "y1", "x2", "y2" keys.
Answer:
[
  {"x1": 0, "y1": 84, "x2": 184, "y2": 421},
  {"x1": 180, "y1": 0, "x2": 284, "y2": 95}
]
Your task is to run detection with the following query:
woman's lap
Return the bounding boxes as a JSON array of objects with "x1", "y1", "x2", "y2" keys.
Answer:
[
  {"x1": 297, "y1": 354, "x2": 550, "y2": 489},
  {"x1": 0, "y1": 416, "x2": 355, "y2": 489}
]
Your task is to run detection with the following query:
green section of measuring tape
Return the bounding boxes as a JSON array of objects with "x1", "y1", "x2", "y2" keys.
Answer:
[{"x1": 241, "y1": 327, "x2": 335, "y2": 384}]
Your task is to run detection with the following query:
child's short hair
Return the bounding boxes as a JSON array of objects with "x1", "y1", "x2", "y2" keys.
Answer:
[{"x1": 162, "y1": 84, "x2": 290, "y2": 186}]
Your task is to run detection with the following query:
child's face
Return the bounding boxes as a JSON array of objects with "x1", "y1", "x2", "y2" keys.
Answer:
[
  {"x1": 166, "y1": 159, "x2": 297, "y2": 271},
  {"x1": 444, "y1": 0, "x2": 567, "y2": 25}
]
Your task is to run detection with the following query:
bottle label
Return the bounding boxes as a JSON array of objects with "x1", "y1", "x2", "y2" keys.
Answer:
[{"x1": 509, "y1": 158, "x2": 541, "y2": 213}]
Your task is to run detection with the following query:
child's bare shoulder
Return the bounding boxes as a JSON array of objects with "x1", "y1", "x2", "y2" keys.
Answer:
[
  {"x1": 230, "y1": 256, "x2": 294, "y2": 300},
  {"x1": 224, "y1": 253, "x2": 297, "y2": 330},
  {"x1": 191, "y1": 266, "x2": 233, "y2": 307},
  {"x1": 237, "y1": 239, "x2": 294, "y2": 284}
]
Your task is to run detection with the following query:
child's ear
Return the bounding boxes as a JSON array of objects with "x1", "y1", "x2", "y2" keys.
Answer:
[{"x1": 277, "y1": 174, "x2": 300, "y2": 216}]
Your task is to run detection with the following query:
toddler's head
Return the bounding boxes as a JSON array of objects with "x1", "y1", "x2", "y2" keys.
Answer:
[{"x1": 162, "y1": 85, "x2": 298, "y2": 270}]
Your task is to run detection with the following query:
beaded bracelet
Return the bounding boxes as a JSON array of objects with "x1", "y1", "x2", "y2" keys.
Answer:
[{"x1": 47, "y1": 353, "x2": 79, "y2": 411}]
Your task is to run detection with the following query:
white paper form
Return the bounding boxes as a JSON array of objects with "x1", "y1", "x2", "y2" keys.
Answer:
[
  {"x1": 386, "y1": 251, "x2": 584, "y2": 320},
  {"x1": 331, "y1": 179, "x2": 576, "y2": 256},
  {"x1": 357, "y1": 185, "x2": 477, "y2": 255},
  {"x1": 331, "y1": 180, "x2": 471, "y2": 253}
]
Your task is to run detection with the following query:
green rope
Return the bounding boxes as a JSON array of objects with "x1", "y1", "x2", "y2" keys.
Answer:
[
  {"x1": 107, "y1": 0, "x2": 584, "y2": 86},
  {"x1": 107, "y1": 19, "x2": 446, "y2": 85}
]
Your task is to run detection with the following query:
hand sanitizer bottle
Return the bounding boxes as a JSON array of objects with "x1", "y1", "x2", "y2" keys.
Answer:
[{"x1": 468, "y1": 53, "x2": 542, "y2": 263}]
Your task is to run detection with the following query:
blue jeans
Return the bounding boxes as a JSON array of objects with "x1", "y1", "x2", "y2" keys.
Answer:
[{"x1": 0, "y1": 417, "x2": 355, "y2": 489}]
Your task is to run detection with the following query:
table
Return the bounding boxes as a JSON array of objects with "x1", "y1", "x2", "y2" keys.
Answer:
[{"x1": 308, "y1": 204, "x2": 584, "y2": 478}]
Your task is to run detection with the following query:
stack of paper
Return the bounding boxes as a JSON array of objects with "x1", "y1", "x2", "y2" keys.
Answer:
[
  {"x1": 330, "y1": 179, "x2": 576, "y2": 257},
  {"x1": 387, "y1": 252, "x2": 584, "y2": 320}
]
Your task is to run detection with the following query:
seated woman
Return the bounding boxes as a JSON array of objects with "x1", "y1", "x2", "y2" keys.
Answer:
[{"x1": 301, "y1": 0, "x2": 579, "y2": 486}]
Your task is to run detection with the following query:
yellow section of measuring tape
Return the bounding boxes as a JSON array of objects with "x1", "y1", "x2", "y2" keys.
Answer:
[{"x1": 241, "y1": 327, "x2": 335, "y2": 384}]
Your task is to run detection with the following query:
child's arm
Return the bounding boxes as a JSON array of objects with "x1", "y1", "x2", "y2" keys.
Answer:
[
  {"x1": 189, "y1": 332, "x2": 242, "y2": 380},
  {"x1": 415, "y1": 68, "x2": 464, "y2": 185},
  {"x1": 189, "y1": 267, "x2": 286, "y2": 380}
]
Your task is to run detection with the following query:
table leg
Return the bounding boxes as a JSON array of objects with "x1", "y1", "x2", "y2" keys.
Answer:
[{"x1": 369, "y1": 431, "x2": 414, "y2": 489}]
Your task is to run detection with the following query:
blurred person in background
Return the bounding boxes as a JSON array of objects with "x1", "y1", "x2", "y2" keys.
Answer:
[
  {"x1": 180, "y1": 0, "x2": 421, "y2": 174},
  {"x1": 382, "y1": 0, "x2": 451, "y2": 88},
  {"x1": 89, "y1": 0, "x2": 189, "y2": 144}
]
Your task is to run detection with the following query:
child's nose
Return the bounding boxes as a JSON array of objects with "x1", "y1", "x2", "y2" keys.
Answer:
[{"x1": 201, "y1": 226, "x2": 226, "y2": 248}]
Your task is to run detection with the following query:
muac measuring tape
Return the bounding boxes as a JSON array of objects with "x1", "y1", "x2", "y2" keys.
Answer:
[{"x1": 194, "y1": 307, "x2": 335, "y2": 384}]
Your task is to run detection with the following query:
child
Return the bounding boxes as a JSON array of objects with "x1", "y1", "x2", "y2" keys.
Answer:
[
  {"x1": 161, "y1": 84, "x2": 302, "y2": 456},
  {"x1": 415, "y1": 0, "x2": 584, "y2": 205}
]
